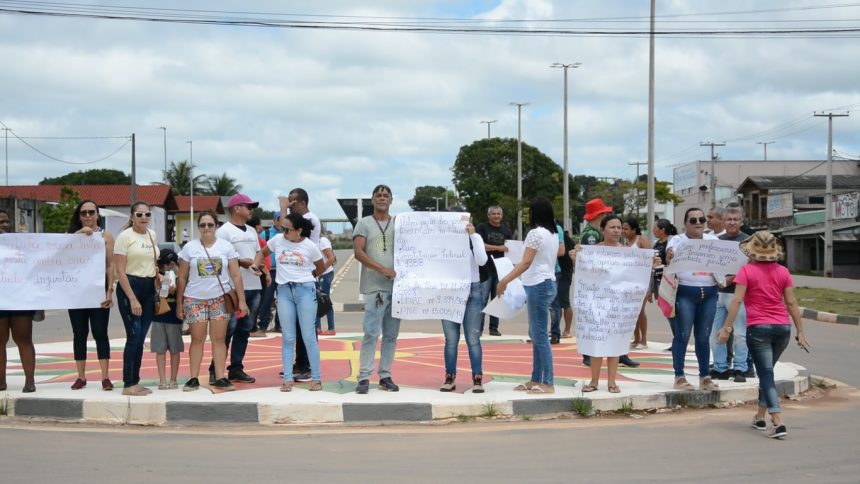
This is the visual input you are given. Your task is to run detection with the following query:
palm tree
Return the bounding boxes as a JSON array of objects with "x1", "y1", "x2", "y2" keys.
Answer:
[
  {"x1": 201, "y1": 172, "x2": 242, "y2": 196},
  {"x1": 160, "y1": 160, "x2": 206, "y2": 195}
]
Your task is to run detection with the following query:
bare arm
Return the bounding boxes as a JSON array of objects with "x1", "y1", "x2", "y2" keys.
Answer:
[
  {"x1": 784, "y1": 286, "x2": 809, "y2": 349},
  {"x1": 113, "y1": 253, "x2": 142, "y2": 316},
  {"x1": 718, "y1": 284, "x2": 746, "y2": 344},
  {"x1": 228, "y1": 258, "x2": 249, "y2": 316},
  {"x1": 102, "y1": 231, "x2": 115, "y2": 308},
  {"x1": 175, "y1": 259, "x2": 190, "y2": 320},
  {"x1": 322, "y1": 247, "x2": 336, "y2": 270},
  {"x1": 497, "y1": 246, "x2": 537, "y2": 295},
  {"x1": 312, "y1": 258, "x2": 327, "y2": 278},
  {"x1": 353, "y1": 235, "x2": 395, "y2": 279}
]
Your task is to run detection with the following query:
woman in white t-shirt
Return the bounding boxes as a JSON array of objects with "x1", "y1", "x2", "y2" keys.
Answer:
[
  {"x1": 254, "y1": 212, "x2": 326, "y2": 392},
  {"x1": 315, "y1": 233, "x2": 337, "y2": 335},
  {"x1": 665, "y1": 208, "x2": 720, "y2": 392},
  {"x1": 176, "y1": 212, "x2": 247, "y2": 392},
  {"x1": 497, "y1": 197, "x2": 564, "y2": 395}
]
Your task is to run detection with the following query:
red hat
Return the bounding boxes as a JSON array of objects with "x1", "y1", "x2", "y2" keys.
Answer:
[
  {"x1": 226, "y1": 193, "x2": 259, "y2": 209},
  {"x1": 583, "y1": 198, "x2": 613, "y2": 221}
]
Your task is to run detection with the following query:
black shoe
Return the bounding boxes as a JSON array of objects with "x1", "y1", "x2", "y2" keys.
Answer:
[
  {"x1": 228, "y1": 370, "x2": 256, "y2": 383},
  {"x1": 183, "y1": 377, "x2": 200, "y2": 392},
  {"x1": 209, "y1": 371, "x2": 216, "y2": 385},
  {"x1": 582, "y1": 355, "x2": 591, "y2": 366},
  {"x1": 744, "y1": 368, "x2": 757, "y2": 378},
  {"x1": 472, "y1": 374, "x2": 484, "y2": 394},
  {"x1": 378, "y1": 377, "x2": 400, "y2": 392},
  {"x1": 356, "y1": 379, "x2": 370, "y2": 394},
  {"x1": 550, "y1": 335, "x2": 560, "y2": 345},
  {"x1": 733, "y1": 371, "x2": 747, "y2": 383},
  {"x1": 489, "y1": 329, "x2": 502, "y2": 336},
  {"x1": 711, "y1": 369, "x2": 732, "y2": 380},
  {"x1": 293, "y1": 371, "x2": 312, "y2": 382},
  {"x1": 619, "y1": 355, "x2": 640, "y2": 368},
  {"x1": 751, "y1": 416, "x2": 767, "y2": 431},
  {"x1": 213, "y1": 377, "x2": 235, "y2": 391},
  {"x1": 22, "y1": 382, "x2": 36, "y2": 393},
  {"x1": 769, "y1": 424, "x2": 787, "y2": 439},
  {"x1": 440, "y1": 373, "x2": 456, "y2": 392}
]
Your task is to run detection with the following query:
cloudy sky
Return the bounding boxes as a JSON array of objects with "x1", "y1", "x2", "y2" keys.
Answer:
[{"x1": 2, "y1": 0, "x2": 859, "y2": 230}]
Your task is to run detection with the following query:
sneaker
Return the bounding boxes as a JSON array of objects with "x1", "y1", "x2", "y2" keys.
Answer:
[
  {"x1": 751, "y1": 416, "x2": 767, "y2": 431},
  {"x1": 733, "y1": 371, "x2": 747, "y2": 383},
  {"x1": 271, "y1": 327, "x2": 282, "y2": 333},
  {"x1": 440, "y1": 373, "x2": 456, "y2": 392},
  {"x1": 711, "y1": 369, "x2": 732, "y2": 380},
  {"x1": 356, "y1": 379, "x2": 370, "y2": 394},
  {"x1": 228, "y1": 370, "x2": 256, "y2": 383},
  {"x1": 71, "y1": 378, "x2": 86, "y2": 390},
  {"x1": 619, "y1": 355, "x2": 640, "y2": 368},
  {"x1": 744, "y1": 368, "x2": 757, "y2": 378},
  {"x1": 699, "y1": 377, "x2": 720, "y2": 391},
  {"x1": 213, "y1": 377, "x2": 235, "y2": 391},
  {"x1": 101, "y1": 378, "x2": 114, "y2": 391},
  {"x1": 183, "y1": 377, "x2": 200, "y2": 392},
  {"x1": 472, "y1": 375, "x2": 484, "y2": 394},
  {"x1": 582, "y1": 355, "x2": 591, "y2": 366},
  {"x1": 209, "y1": 370, "x2": 216, "y2": 385},
  {"x1": 769, "y1": 424, "x2": 788, "y2": 439},
  {"x1": 550, "y1": 335, "x2": 560, "y2": 345},
  {"x1": 378, "y1": 377, "x2": 400, "y2": 392},
  {"x1": 293, "y1": 371, "x2": 312, "y2": 382},
  {"x1": 319, "y1": 329, "x2": 336, "y2": 336},
  {"x1": 489, "y1": 329, "x2": 502, "y2": 336}
]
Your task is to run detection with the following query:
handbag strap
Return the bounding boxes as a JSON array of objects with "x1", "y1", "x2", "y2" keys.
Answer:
[
  {"x1": 201, "y1": 242, "x2": 232, "y2": 299},
  {"x1": 146, "y1": 231, "x2": 159, "y2": 279}
]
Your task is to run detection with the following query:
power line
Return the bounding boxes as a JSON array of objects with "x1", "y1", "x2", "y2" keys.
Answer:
[{"x1": 0, "y1": 121, "x2": 131, "y2": 165}]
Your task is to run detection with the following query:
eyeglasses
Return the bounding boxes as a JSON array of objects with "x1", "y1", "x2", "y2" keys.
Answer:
[
  {"x1": 198, "y1": 222, "x2": 216, "y2": 228},
  {"x1": 283, "y1": 226, "x2": 297, "y2": 233},
  {"x1": 688, "y1": 217, "x2": 706, "y2": 224},
  {"x1": 80, "y1": 210, "x2": 97, "y2": 217},
  {"x1": 133, "y1": 212, "x2": 152, "y2": 219}
]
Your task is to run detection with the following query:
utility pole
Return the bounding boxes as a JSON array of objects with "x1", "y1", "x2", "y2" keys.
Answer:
[
  {"x1": 158, "y1": 126, "x2": 167, "y2": 175},
  {"x1": 629, "y1": 161, "x2": 647, "y2": 215},
  {"x1": 479, "y1": 120, "x2": 497, "y2": 139},
  {"x1": 646, "y1": 0, "x2": 656, "y2": 236},
  {"x1": 756, "y1": 141, "x2": 774, "y2": 161},
  {"x1": 187, "y1": 140, "x2": 194, "y2": 240},
  {"x1": 700, "y1": 141, "x2": 725, "y2": 208},
  {"x1": 814, "y1": 111, "x2": 849, "y2": 277},
  {"x1": 511, "y1": 102, "x2": 529, "y2": 240},
  {"x1": 551, "y1": 62, "x2": 581, "y2": 233},
  {"x1": 3, "y1": 127, "x2": 9, "y2": 186},
  {"x1": 130, "y1": 133, "x2": 137, "y2": 205},
  {"x1": 433, "y1": 197, "x2": 442, "y2": 212}
]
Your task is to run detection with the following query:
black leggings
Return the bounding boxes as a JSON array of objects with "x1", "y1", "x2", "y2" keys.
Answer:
[{"x1": 68, "y1": 308, "x2": 111, "y2": 361}]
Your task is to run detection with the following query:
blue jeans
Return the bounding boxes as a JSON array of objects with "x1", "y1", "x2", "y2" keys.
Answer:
[
  {"x1": 276, "y1": 282, "x2": 321, "y2": 381},
  {"x1": 525, "y1": 279, "x2": 556, "y2": 385},
  {"x1": 711, "y1": 292, "x2": 748, "y2": 373},
  {"x1": 116, "y1": 275, "x2": 155, "y2": 387},
  {"x1": 549, "y1": 273, "x2": 562, "y2": 338},
  {"x1": 441, "y1": 282, "x2": 484, "y2": 375},
  {"x1": 315, "y1": 271, "x2": 335, "y2": 331},
  {"x1": 358, "y1": 291, "x2": 401, "y2": 381},
  {"x1": 257, "y1": 269, "x2": 278, "y2": 331},
  {"x1": 748, "y1": 324, "x2": 791, "y2": 414},
  {"x1": 480, "y1": 273, "x2": 500, "y2": 332},
  {"x1": 671, "y1": 285, "x2": 717, "y2": 378},
  {"x1": 223, "y1": 289, "x2": 261, "y2": 373}
]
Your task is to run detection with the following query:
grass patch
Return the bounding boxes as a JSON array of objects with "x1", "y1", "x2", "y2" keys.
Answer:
[
  {"x1": 520, "y1": 415, "x2": 533, "y2": 421},
  {"x1": 572, "y1": 398, "x2": 593, "y2": 417},
  {"x1": 795, "y1": 287, "x2": 860, "y2": 316},
  {"x1": 619, "y1": 399, "x2": 634, "y2": 415},
  {"x1": 811, "y1": 377, "x2": 836, "y2": 389},
  {"x1": 0, "y1": 395, "x2": 8, "y2": 416},
  {"x1": 456, "y1": 414, "x2": 476, "y2": 423},
  {"x1": 480, "y1": 401, "x2": 500, "y2": 418}
]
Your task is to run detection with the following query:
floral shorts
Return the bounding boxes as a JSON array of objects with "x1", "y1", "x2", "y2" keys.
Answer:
[{"x1": 183, "y1": 296, "x2": 228, "y2": 324}]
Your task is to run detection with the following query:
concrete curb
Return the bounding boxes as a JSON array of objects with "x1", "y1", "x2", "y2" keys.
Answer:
[
  {"x1": 800, "y1": 307, "x2": 860, "y2": 325},
  {"x1": 2, "y1": 371, "x2": 811, "y2": 426}
]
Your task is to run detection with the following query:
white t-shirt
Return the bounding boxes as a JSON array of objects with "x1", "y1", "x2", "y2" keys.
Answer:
[
  {"x1": 304, "y1": 211, "x2": 322, "y2": 245},
  {"x1": 319, "y1": 236, "x2": 334, "y2": 275},
  {"x1": 216, "y1": 222, "x2": 262, "y2": 291},
  {"x1": 468, "y1": 233, "x2": 489, "y2": 283},
  {"x1": 667, "y1": 232, "x2": 720, "y2": 287},
  {"x1": 178, "y1": 239, "x2": 239, "y2": 300},
  {"x1": 267, "y1": 235, "x2": 323, "y2": 284},
  {"x1": 521, "y1": 226, "x2": 560, "y2": 287}
]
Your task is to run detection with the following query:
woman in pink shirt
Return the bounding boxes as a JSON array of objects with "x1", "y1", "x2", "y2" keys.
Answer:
[{"x1": 718, "y1": 231, "x2": 809, "y2": 439}]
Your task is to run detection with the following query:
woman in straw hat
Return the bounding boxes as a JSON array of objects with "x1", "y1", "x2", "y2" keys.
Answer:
[{"x1": 717, "y1": 230, "x2": 809, "y2": 439}]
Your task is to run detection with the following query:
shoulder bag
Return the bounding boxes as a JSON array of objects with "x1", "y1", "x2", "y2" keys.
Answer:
[{"x1": 202, "y1": 243, "x2": 239, "y2": 314}]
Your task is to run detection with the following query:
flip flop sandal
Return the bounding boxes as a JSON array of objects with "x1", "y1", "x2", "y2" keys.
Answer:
[
  {"x1": 608, "y1": 384, "x2": 621, "y2": 393},
  {"x1": 561, "y1": 332, "x2": 571, "y2": 338},
  {"x1": 581, "y1": 384, "x2": 598, "y2": 393},
  {"x1": 280, "y1": 383, "x2": 293, "y2": 392},
  {"x1": 158, "y1": 383, "x2": 169, "y2": 390},
  {"x1": 169, "y1": 382, "x2": 179, "y2": 390},
  {"x1": 308, "y1": 381, "x2": 323, "y2": 392},
  {"x1": 514, "y1": 381, "x2": 539, "y2": 391}
]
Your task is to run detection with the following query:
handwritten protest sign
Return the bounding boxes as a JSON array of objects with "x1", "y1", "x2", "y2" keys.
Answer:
[
  {"x1": 664, "y1": 239, "x2": 746, "y2": 275},
  {"x1": 392, "y1": 212, "x2": 471, "y2": 323},
  {"x1": 0, "y1": 233, "x2": 106, "y2": 310},
  {"x1": 482, "y1": 256, "x2": 526, "y2": 320},
  {"x1": 574, "y1": 246, "x2": 653, "y2": 357}
]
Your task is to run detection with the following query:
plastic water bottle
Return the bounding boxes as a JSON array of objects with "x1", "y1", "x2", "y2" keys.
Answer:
[{"x1": 159, "y1": 278, "x2": 170, "y2": 298}]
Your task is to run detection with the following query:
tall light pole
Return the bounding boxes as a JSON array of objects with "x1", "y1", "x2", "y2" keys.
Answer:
[
  {"x1": 433, "y1": 196, "x2": 442, "y2": 212},
  {"x1": 3, "y1": 127, "x2": 9, "y2": 186},
  {"x1": 479, "y1": 120, "x2": 497, "y2": 139},
  {"x1": 158, "y1": 126, "x2": 167, "y2": 175},
  {"x1": 814, "y1": 111, "x2": 849, "y2": 277},
  {"x1": 700, "y1": 141, "x2": 725, "y2": 208},
  {"x1": 511, "y1": 102, "x2": 529, "y2": 240},
  {"x1": 187, "y1": 140, "x2": 194, "y2": 240},
  {"x1": 551, "y1": 62, "x2": 581, "y2": 233},
  {"x1": 646, "y1": 0, "x2": 656, "y2": 236},
  {"x1": 756, "y1": 140, "x2": 774, "y2": 161}
]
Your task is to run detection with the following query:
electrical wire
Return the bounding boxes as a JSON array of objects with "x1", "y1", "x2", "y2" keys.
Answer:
[{"x1": 0, "y1": 121, "x2": 131, "y2": 165}]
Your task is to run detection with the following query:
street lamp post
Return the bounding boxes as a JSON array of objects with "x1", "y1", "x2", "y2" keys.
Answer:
[
  {"x1": 510, "y1": 102, "x2": 529, "y2": 240},
  {"x1": 550, "y1": 62, "x2": 581, "y2": 233},
  {"x1": 3, "y1": 127, "x2": 9, "y2": 186},
  {"x1": 479, "y1": 120, "x2": 497, "y2": 140},
  {"x1": 158, "y1": 126, "x2": 167, "y2": 175},
  {"x1": 756, "y1": 140, "x2": 775, "y2": 161},
  {"x1": 187, "y1": 140, "x2": 194, "y2": 240},
  {"x1": 433, "y1": 197, "x2": 442, "y2": 212}
]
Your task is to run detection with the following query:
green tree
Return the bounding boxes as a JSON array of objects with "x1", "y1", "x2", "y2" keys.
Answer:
[
  {"x1": 408, "y1": 185, "x2": 454, "y2": 211},
  {"x1": 40, "y1": 168, "x2": 130, "y2": 185},
  {"x1": 452, "y1": 138, "x2": 564, "y2": 229},
  {"x1": 160, "y1": 160, "x2": 206, "y2": 195},
  {"x1": 200, "y1": 172, "x2": 242, "y2": 196},
  {"x1": 39, "y1": 186, "x2": 80, "y2": 233}
]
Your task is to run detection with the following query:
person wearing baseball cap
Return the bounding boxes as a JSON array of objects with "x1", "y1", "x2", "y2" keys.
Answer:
[{"x1": 226, "y1": 193, "x2": 259, "y2": 210}]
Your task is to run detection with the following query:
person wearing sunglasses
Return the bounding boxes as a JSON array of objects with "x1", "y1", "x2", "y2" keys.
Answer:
[
  {"x1": 177, "y1": 212, "x2": 248, "y2": 391},
  {"x1": 665, "y1": 208, "x2": 720, "y2": 392},
  {"x1": 113, "y1": 201, "x2": 159, "y2": 396},
  {"x1": 66, "y1": 200, "x2": 115, "y2": 391}
]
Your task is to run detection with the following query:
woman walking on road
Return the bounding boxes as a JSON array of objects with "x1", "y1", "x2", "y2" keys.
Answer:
[
  {"x1": 717, "y1": 231, "x2": 809, "y2": 438},
  {"x1": 67, "y1": 200, "x2": 115, "y2": 391}
]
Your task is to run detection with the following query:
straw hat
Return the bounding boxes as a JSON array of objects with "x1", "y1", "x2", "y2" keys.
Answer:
[{"x1": 739, "y1": 230, "x2": 784, "y2": 262}]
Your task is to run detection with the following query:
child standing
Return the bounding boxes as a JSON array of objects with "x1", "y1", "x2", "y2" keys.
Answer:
[{"x1": 151, "y1": 249, "x2": 184, "y2": 389}]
